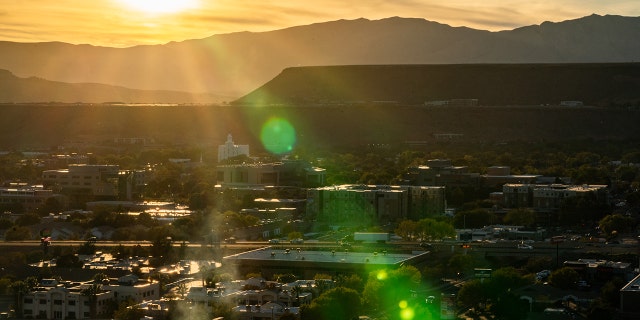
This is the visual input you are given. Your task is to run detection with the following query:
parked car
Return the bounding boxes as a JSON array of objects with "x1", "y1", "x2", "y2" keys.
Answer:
[
  {"x1": 419, "y1": 242, "x2": 433, "y2": 249},
  {"x1": 536, "y1": 270, "x2": 551, "y2": 280}
]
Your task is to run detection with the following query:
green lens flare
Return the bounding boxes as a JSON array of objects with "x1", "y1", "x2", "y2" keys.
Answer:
[
  {"x1": 376, "y1": 270, "x2": 388, "y2": 281},
  {"x1": 260, "y1": 117, "x2": 296, "y2": 155},
  {"x1": 400, "y1": 307, "x2": 415, "y2": 319}
]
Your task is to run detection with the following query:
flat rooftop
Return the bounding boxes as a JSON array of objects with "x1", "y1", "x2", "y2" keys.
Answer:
[{"x1": 224, "y1": 247, "x2": 423, "y2": 265}]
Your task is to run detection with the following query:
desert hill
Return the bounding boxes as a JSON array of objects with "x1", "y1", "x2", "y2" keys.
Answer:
[
  {"x1": 0, "y1": 69, "x2": 223, "y2": 104},
  {"x1": 234, "y1": 63, "x2": 640, "y2": 107},
  {"x1": 0, "y1": 14, "x2": 639, "y2": 99}
]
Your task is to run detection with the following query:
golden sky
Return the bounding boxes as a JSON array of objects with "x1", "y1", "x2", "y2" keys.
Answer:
[{"x1": 1, "y1": 0, "x2": 639, "y2": 47}]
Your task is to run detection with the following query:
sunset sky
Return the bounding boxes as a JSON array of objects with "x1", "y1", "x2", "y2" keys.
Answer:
[{"x1": 1, "y1": 0, "x2": 639, "y2": 47}]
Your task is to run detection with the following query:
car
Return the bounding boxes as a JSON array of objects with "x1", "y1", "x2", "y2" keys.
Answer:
[
  {"x1": 517, "y1": 243, "x2": 533, "y2": 250},
  {"x1": 425, "y1": 296, "x2": 435, "y2": 304},
  {"x1": 290, "y1": 238, "x2": 304, "y2": 244},
  {"x1": 340, "y1": 242, "x2": 352, "y2": 248},
  {"x1": 577, "y1": 280, "x2": 591, "y2": 290},
  {"x1": 419, "y1": 242, "x2": 433, "y2": 249},
  {"x1": 224, "y1": 237, "x2": 237, "y2": 244},
  {"x1": 536, "y1": 270, "x2": 551, "y2": 280},
  {"x1": 268, "y1": 239, "x2": 280, "y2": 244}
]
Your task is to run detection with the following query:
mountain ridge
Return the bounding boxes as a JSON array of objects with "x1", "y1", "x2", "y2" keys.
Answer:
[
  {"x1": 0, "y1": 14, "x2": 639, "y2": 101},
  {"x1": 0, "y1": 69, "x2": 224, "y2": 104}
]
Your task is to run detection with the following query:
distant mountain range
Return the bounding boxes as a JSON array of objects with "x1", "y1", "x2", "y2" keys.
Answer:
[
  {"x1": 0, "y1": 14, "x2": 639, "y2": 103},
  {"x1": 0, "y1": 69, "x2": 222, "y2": 104}
]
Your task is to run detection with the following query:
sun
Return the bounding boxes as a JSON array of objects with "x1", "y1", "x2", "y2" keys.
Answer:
[{"x1": 116, "y1": 0, "x2": 200, "y2": 15}]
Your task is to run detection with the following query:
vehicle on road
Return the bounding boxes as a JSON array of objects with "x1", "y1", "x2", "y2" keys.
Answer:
[
  {"x1": 517, "y1": 243, "x2": 533, "y2": 250},
  {"x1": 536, "y1": 270, "x2": 551, "y2": 280},
  {"x1": 290, "y1": 238, "x2": 304, "y2": 244},
  {"x1": 268, "y1": 239, "x2": 280, "y2": 244}
]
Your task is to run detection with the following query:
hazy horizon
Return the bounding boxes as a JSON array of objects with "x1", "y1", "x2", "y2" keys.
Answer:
[{"x1": 1, "y1": 0, "x2": 639, "y2": 47}]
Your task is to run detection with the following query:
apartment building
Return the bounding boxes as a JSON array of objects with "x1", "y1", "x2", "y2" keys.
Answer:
[
  {"x1": 502, "y1": 183, "x2": 608, "y2": 211},
  {"x1": 20, "y1": 275, "x2": 159, "y2": 320},
  {"x1": 0, "y1": 184, "x2": 59, "y2": 212},
  {"x1": 306, "y1": 184, "x2": 445, "y2": 226}
]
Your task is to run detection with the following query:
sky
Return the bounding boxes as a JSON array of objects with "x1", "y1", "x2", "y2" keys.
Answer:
[{"x1": 1, "y1": 0, "x2": 639, "y2": 48}]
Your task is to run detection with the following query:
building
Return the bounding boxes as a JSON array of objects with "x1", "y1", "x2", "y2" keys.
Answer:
[
  {"x1": 306, "y1": 184, "x2": 445, "y2": 226},
  {"x1": 620, "y1": 274, "x2": 640, "y2": 319},
  {"x1": 42, "y1": 164, "x2": 148, "y2": 204},
  {"x1": 223, "y1": 247, "x2": 430, "y2": 280},
  {"x1": 216, "y1": 160, "x2": 326, "y2": 188},
  {"x1": 102, "y1": 274, "x2": 160, "y2": 304},
  {"x1": 482, "y1": 166, "x2": 539, "y2": 189},
  {"x1": 502, "y1": 183, "x2": 608, "y2": 211},
  {"x1": 20, "y1": 279, "x2": 114, "y2": 320},
  {"x1": 403, "y1": 159, "x2": 480, "y2": 188},
  {"x1": 19, "y1": 275, "x2": 159, "y2": 319},
  {"x1": 218, "y1": 134, "x2": 250, "y2": 162},
  {"x1": 42, "y1": 164, "x2": 120, "y2": 198},
  {"x1": 0, "y1": 184, "x2": 60, "y2": 212}
]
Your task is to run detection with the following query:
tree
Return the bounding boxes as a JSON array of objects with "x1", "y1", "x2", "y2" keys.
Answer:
[
  {"x1": 112, "y1": 302, "x2": 145, "y2": 320},
  {"x1": 335, "y1": 274, "x2": 363, "y2": 292},
  {"x1": 362, "y1": 266, "x2": 421, "y2": 310},
  {"x1": 10, "y1": 280, "x2": 31, "y2": 318},
  {"x1": 4, "y1": 226, "x2": 32, "y2": 240},
  {"x1": 503, "y1": 208, "x2": 536, "y2": 227},
  {"x1": 395, "y1": 219, "x2": 418, "y2": 241},
  {"x1": 453, "y1": 209, "x2": 495, "y2": 229},
  {"x1": 81, "y1": 283, "x2": 103, "y2": 318},
  {"x1": 549, "y1": 267, "x2": 580, "y2": 290},
  {"x1": 302, "y1": 287, "x2": 361, "y2": 320},
  {"x1": 599, "y1": 214, "x2": 633, "y2": 237}
]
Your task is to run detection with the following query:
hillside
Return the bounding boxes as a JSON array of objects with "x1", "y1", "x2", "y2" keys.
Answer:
[
  {"x1": 0, "y1": 69, "x2": 223, "y2": 103},
  {"x1": 0, "y1": 14, "x2": 639, "y2": 99},
  {"x1": 1, "y1": 104, "x2": 639, "y2": 151},
  {"x1": 234, "y1": 63, "x2": 640, "y2": 107}
]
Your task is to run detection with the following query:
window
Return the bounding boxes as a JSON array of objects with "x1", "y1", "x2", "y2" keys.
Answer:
[
  {"x1": 40, "y1": 299, "x2": 47, "y2": 304},
  {"x1": 54, "y1": 299, "x2": 63, "y2": 305},
  {"x1": 68, "y1": 300, "x2": 76, "y2": 306},
  {"x1": 24, "y1": 298, "x2": 33, "y2": 304}
]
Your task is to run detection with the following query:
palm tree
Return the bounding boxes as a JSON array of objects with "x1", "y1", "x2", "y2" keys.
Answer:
[
  {"x1": 9, "y1": 280, "x2": 29, "y2": 319},
  {"x1": 292, "y1": 285, "x2": 303, "y2": 307},
  {"x1": 81, "y1": 283, "x2": 103, "y2": 318}
]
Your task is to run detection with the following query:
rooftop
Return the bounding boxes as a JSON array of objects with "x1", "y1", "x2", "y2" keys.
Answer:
[{"x1": 224, "y1": 247, "x2": 423, "y2": 266}]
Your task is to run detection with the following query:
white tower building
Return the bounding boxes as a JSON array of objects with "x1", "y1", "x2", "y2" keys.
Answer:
[{"x1": 218, "y1": 134, "x2": 250, "y2": 162}]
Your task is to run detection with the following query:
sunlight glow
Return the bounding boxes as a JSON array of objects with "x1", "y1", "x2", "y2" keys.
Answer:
[
  {"x1": 260, "y1": 117, "x2": 296, "y2": 155},
  {"x1": 115, "y1": 0, "x2": 199, "y2": 15}
]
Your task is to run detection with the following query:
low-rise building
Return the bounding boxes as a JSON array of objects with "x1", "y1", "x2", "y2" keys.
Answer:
[
  {"x1": 20, "y1": 279, "x2": 114, "y2": 320},
  {"x1": 503, "y1": 183, "x2": 608, "y2": 211}
]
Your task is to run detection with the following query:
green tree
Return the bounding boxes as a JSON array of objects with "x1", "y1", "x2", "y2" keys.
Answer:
[
  {"x1": 503, "y1": 208, "x2": 536, "y2": 227},
  {"x1": 302, "y1": 287, "x2": 361, "y2": 320},
  {"x1": 362, "y1": 266, "x2": 421, "y2": 310},
  {"x1": 549, "y1": 267, "x2": 580, "y2": 290},
  {"x1": 599, "y1": 214, "x2": 633, "y2": 237},
  {"x1": 395, "y1": 219, "x2": 418, "y2": 241}
]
